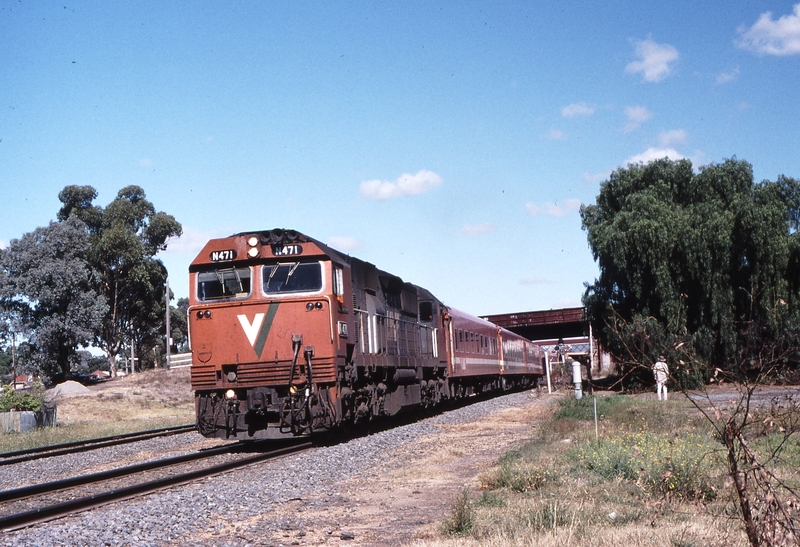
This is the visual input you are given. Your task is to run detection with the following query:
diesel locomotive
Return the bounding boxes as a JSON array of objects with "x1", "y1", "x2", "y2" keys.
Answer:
[{"x1": 188, "y1": 229, "x2": 543, "y2": 439}]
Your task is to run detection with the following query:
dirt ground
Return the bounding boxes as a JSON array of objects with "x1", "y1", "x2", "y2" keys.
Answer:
[
  {"x1": 49, "y1": 367, "x2": 195, "y2": 426},
  {"x1": 247, "y1": 391, "x2": 558, "y2": 547}
]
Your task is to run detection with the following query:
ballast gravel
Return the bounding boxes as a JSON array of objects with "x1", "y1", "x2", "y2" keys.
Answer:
[{"x1": 1, "y1": 390, "x2": 544, "y2": 547}]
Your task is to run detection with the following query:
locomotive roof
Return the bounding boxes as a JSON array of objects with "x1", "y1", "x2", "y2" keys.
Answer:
[
  {"x1": 199, "y1": 227, "x2": 444, "y2": 307},
  {"x1": 230, "y1": 228, "x2": 349, "y2": 262}
]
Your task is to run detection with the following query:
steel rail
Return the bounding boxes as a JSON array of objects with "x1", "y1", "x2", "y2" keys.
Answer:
[
  {"x1": 0, "y1": 439, "x2": 272, "y2": 503},
  {"x1": 0, "y1": 425, "x2": 197, "y2": 466},
  {"x1": 0, "y1": 441, "x2": 313, "y2": 532}
]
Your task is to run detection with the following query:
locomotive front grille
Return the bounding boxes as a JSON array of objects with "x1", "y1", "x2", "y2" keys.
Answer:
[{"x1": 191, "y1": 359, "x2": 337, "y2": 390}]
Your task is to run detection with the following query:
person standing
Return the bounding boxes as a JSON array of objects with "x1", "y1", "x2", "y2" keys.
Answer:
[{"x1": 653, "y1": 356, "x2": 669, "y2": 401}]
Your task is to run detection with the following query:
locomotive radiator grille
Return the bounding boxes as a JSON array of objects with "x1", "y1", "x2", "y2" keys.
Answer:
[{"x1": 191, "y1": 360, "x2": 337, "y2": 390}]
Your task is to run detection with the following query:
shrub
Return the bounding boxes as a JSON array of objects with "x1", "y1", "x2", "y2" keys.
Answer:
[
  {"x1": 0, "y1": 383, "x2": 44, "y2": 412},
  {"x1": 486, "y1": 452, "x2": 559, "y2": 493},
  {"x1": 572, "y1": 431, "x2": 719, "y2": 500}
]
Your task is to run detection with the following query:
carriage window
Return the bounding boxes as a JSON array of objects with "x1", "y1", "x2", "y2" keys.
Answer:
[
  {"x1": 262, "y1": 262, "x2": 322, "y2": 294},
  {"x1": 197, "y1": 267, "x2": 251, "y2": 301}
]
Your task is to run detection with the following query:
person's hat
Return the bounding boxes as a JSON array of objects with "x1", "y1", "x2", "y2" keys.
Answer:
[{"x1": 659, "y1": 355, "x2": 665, "y2": 360}]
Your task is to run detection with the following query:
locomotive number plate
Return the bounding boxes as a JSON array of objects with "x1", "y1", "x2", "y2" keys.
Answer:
[
  {"x1": 210, "y1": 249, "x2": 237, "y2": 262},
  {"x1": 272, "y1": 244, "x2": 303, "y2": 256}
]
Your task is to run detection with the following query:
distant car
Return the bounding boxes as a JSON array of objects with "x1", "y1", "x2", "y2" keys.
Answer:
[{"x1": 70, "y1": 372, "x2": 100, "y2": 386}]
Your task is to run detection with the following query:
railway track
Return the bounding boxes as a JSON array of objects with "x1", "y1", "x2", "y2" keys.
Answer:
[
  {"x1": 0, "y1": 424, "x2": 197, "y2": 466},
  {"x1": 0, "y1": 438, "x2": 312, "y2": 531}
]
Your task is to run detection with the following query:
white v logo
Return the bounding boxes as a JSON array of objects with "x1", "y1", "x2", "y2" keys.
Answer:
[{"x1": 238, "y1": 313, "x2": 265, "y2": 346}]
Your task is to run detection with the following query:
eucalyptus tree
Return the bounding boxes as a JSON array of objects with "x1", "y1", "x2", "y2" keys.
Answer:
[
  {"x1": 0, "y1": 217, "x2": 107, "y2": 381},
  {"x1": 169, "y1": 297, "x2": 189, "y2": 353},
  {"x1": 58, "y1": 185, "x2": 182, "y2": 375},
  {"x1": 581, "y1": 157, "x2": 800, "y2": 375}
]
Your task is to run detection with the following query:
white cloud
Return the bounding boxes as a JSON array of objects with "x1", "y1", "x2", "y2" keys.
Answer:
[
  {"x1": 160, "y1": 226, "x2": 220, "y2": 255},
  {"x1": 623, "y1": 105, "x2": 653, "y2": 133},
  {"x1": 715, "y1": 67, "x2": 740, "y2": 84},
  {"x1": 561, "y1": 103, "x2": 595, "y2": 118},
  {"x1": 461, "y1": 223, "x2": 496, "y2": 236},
  {"x1": 326, "y1": 236, "x2": 362, "y2": 252},
  {"x1": 583, "y1": 170, "x2": 612, "y2": 185},
  {"x1": 657, "y1": 129, "x2": 687, "y2": 147},
  {"x1": 0, "y1": 239, "x2": 7, "y2": 250},
  {"x1": 544, "y1": 129, "x2": 566, "y2": 140},
  {"x1": 359, "y1": 169, "x2": 443, "y2": 200},
  {"x1": 625, "y1": 147, "x2": 684, "y2": 165},
  {"x1": 525, "y1": 198, "x2": 582, "y2": 217},
  {"x1": 737, "y1": 4, "x2": 800, "y2": 55},
  {"x1": 625, "y1": 38, "x2": 679, "y2": 82}
]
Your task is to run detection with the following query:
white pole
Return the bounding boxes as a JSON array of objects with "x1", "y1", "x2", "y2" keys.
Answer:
[
  {"x1": 544, "y1": 351, "x2": 552, "y2": 393},
  {"x1": 165, "y1": 276, "x2": 171, "y2": 370}
]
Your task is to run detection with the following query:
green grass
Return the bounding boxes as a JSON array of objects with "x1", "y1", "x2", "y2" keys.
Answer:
[
  {"x1": 572, "y1": 430, "x2": 720, "y2": 500},
  {"x1": 0, "y1": 415, "x2": 193, "y2": 454}
]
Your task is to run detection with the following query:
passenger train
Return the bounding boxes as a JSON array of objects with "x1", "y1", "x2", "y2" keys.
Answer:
[{"x1": 188, "y1": 229, "x2": 543, "y2": 439}]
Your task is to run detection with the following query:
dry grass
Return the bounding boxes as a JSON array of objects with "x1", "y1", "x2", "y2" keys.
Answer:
[
  {"x1": 0, "y1": 367, "x2": 194, "y2": 453},
  {"x1": 421, "y1": 394, "x2": 757, "y2": 547}
]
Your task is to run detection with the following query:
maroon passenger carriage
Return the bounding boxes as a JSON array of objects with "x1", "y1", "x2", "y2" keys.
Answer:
[{"x1": 188, "y1": 229, "x2": 543, "y2": 439}]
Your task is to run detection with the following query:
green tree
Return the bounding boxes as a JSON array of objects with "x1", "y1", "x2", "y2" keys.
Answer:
[
  {"x1": 170, "y1": 297, "x2": 189, "y2": 353},
  {"x1": 58, "y1": 185, "x2": 182, "y2": 376},
  {"x1": 581, "y1": 157, "x2": 800, "y2": 374},
  {"x1": 0, "y1": 217, "x2": 107, "y2": 381}
]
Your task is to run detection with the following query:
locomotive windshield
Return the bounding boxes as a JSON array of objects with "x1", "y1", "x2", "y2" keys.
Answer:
[
  {"x1": 197, "y1": 267, "x2": 252, "y2": 301},
  {"x1": 262, "y1": 261, "x2": 322, "y2": 294}
]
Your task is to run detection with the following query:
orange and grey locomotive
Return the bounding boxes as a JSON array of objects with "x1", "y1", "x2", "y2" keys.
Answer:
[{"x1": 188, "y1": 229, "x2": 543, "y2": 439}]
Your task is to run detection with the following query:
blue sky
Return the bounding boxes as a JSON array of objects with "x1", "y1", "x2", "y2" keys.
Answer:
[{"x1": 2, "y1": 1, "x2": 799, "y2": 316}]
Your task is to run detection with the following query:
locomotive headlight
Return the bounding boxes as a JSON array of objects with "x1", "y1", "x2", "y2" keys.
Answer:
[
  {"x1": 225, "y1": 389, "x2": 236, "y2": 399},
  {"x1": 247, "y1": 236, "x2": 259, "y2": 247}
]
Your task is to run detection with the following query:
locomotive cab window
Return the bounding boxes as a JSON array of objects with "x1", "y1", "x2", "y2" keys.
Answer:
[
  {"x1": 197, "y1": 267, "x2": 252, "y2": 301},
  {"x1": 262, "y1": 261, "x2": 323, "y2": 294},
  {"x1": 419, "y1": 301, "x2": 434, "y2": 322}
]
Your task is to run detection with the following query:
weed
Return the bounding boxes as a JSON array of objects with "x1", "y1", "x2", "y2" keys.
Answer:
[
  {"x1": 523, "y1": 499, "x2": 575, "y2": 532},
  {"x1": 475, "y1": 490, "x2": 505, "y2": 507},
  {"x1": 573, "y1": 431, "x2": 720, "y2": 500},
  {"x1": 486, "y1": 455, "x2": 559, "y2": 493},
  {"x1": 442, "y1": 489, "x2": 474, "y2": 536}
]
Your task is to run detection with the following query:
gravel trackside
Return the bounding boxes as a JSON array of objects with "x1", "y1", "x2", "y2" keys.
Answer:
[{"x1": 0, "y1": 389, "x2": 555, "y2": 547}]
